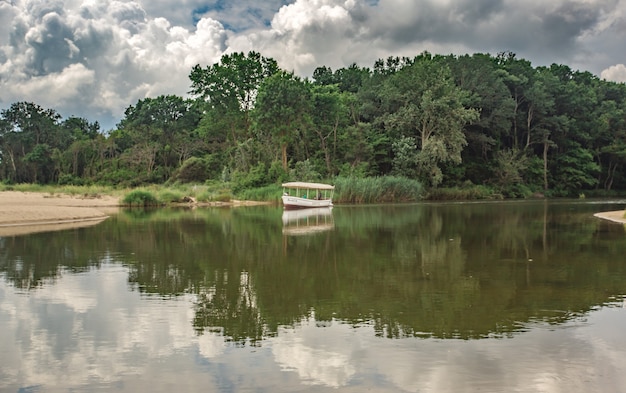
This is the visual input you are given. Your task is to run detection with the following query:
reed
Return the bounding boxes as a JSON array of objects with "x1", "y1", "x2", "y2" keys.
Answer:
[
  {"x1": 423, "y1": 185, "x2": 503, "y2": 201},
  {"x1": 235, "y1": 184, "x2": 282, "y2": 202},
  {"x1": 334, "y1": 176, "x2": 423, "y2": 204}
]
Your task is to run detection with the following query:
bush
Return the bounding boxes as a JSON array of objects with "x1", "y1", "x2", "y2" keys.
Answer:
[
  {"x1": 57, "y1": 174, "x2": 87, "y2": 186},
  {"x1": 170, "y1": 157, "x2": 208, "y2": 183},
  {"x1": 122, "y1": 190, "x2": 161, "y2": 206},
  {"x1": 157, "y1": 189, "x2": 185, "y2": 203},
  {"x1": 231, "y1": 162, "x2": 269, "y2": 192}
]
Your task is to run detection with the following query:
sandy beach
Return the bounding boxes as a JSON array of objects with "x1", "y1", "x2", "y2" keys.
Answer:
[
  {"x1": 594, "y1": 210, "x2": 626, "y2": 224},
  {"x1": 0, "y1": 191, "x2": 120, "y2": 236}
]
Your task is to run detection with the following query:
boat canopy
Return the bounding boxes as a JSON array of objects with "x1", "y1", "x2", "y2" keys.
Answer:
[{"x1": 282, "y1": 182, "x2": 334, "y2": 190}]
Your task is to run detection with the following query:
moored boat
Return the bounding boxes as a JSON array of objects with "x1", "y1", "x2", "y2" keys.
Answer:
[{"x1": 281, "y1": 182, "x2": 334, "y2": 209}]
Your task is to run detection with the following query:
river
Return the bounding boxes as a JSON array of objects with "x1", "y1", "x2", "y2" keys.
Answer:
[{"x1": 1, "y1": 200, "x2": 625, "y2": 392}]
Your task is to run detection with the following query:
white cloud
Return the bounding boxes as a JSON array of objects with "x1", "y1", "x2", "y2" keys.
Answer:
[
  {"x1": 5, "y1": 63, "x2": 95, "y2": 107},
  {"x1": 601, "y1": 64, "x2": 626, "y2": 83}
]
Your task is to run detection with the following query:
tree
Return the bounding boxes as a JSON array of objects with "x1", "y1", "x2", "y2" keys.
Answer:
[
  {"x1": 254, "y1": 71, "x2": 312, "y2": 171},
  {"x1": 382, "y1": 58, "x2": 479, "y2": 187},
  {"x1": 0, "y1": 102, "x2": 62, "y2": 183},
  {"x1": 189, "y1": 51, "x2": 279, "y2": 173},
  {"x1": 117, "y1": 95, "x2": 202, "y2": 181},
  {"x1": 309, "y1": 84, "x2": 348, "y2": 175}
]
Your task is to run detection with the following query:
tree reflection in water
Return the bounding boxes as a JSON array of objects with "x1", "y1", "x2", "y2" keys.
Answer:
[{"x1": 1, "y1": 201, "x2": 626, "y2": 343}]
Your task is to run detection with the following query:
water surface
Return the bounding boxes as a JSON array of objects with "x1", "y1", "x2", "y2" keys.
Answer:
[{"x1": 1, "y1": 200, "x2": 626, "y2": 392}]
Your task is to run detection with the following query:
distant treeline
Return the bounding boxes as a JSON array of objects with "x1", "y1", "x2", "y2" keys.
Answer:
[{"x1": 1, "y1": 51, "x2": 625, "y2": 197}]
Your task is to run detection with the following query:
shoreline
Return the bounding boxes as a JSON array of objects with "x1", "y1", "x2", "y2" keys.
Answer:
[
  {"x1": 593, "y1": 210, "x2": 626, "y2": 224},
  {"x1": 0, "y1": 191, "x2": 624, "y2": 236},
  {"x1": 0, "y1": 191, "x2": 121, "y2": 236},
  {"x1": 0, "y1": 191, "x2": 271, "y2": 237}
]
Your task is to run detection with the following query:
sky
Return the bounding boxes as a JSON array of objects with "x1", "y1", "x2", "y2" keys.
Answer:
[{"x1": 1, "y1": 0, "x2": 626, "y2": 131}]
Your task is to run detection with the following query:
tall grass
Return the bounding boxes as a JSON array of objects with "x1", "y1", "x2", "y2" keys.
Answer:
[
  {"x1": 423, "y1": 185, "x2": 503, "y2": 201},
  {"x1": 334, "y1": 176, "x2": 423, "y2": 204},
  {"x1": 235, "y1": 184, "x2": 282, "y2": 202}
]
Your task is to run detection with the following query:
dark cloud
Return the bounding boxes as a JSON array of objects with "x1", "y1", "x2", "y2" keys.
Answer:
[{"x1": 25, "y1": 12, "x2": 76, "y2": 75}]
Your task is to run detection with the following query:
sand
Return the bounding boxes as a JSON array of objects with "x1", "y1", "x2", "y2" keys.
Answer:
[
  {"x1": 0, "y1": 191, "x2": 120, "y2": 236},
  {"x1": 593, "y1": 210, "x2": 626, "y2": 225}
]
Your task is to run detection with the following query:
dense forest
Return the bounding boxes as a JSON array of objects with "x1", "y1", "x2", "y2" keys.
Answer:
[{"x1": 1, "y1": 51, "x2": 626, "y2": 198}]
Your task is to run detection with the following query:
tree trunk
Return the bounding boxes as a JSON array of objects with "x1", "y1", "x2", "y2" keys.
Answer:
[
  {"x1": 543, "y1": 140, "x2": 548, "y2": 191},
  {"x1": 281, "y1": 142, "x2": 288, "y2": 171}
]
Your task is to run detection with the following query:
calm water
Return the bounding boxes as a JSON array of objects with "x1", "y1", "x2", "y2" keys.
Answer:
[{"x1": 1, "y1": 200, "x2": 626, "y2": 392}]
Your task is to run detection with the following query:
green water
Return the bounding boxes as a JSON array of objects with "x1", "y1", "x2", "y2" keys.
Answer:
[{"x1": 1, "y1": 200, "x2": 626, "y2": 392}]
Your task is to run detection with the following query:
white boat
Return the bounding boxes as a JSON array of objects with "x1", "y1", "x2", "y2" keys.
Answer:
[{"x1": 281, "y1": 182, "x2": 334, "y2": 209}]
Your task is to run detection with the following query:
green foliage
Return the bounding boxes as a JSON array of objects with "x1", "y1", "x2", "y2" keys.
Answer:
[
  {"x1": 289, "y1": 159, "x2": 321, "y2": 182},
  {"x1": 96, "y1": 168, "x2": 138, "y2": 187},
  {"x1": 338, "y1": 162, "x2": 370, "y2": 178},
  {"x1": 231, "y1": 162, "x2": 270, "y2": 192},
  {"x1": 268, "y1": 160, "x2": 288, "y2": 183},
  {"x1": 3, "y1": 51, "x2": 626, "y2": 197},
  {"x1": 391, "y1": 136, "x2": 418, "y2": 177},
  {"x1": 424, "y1": 185, "x2": 503, "y2": 200},
  {"x1": 235, "y1": 184, "x2": 282, "y2": 202},
  {"x1": 170, "y1": 157, "x2": 209, "y2": 183},
  {"x1": 157, "y1": 189, "x2": 185, "y2": 203},
  {"x1": 334, "y1": 176, "x2": 423, "y2": 203},
  {"x1": 57, "y1": 174, "x2": 87, "y2": 186},
  {"x1": 122, "y1": 190, "x2": 161, "y2": 206}
]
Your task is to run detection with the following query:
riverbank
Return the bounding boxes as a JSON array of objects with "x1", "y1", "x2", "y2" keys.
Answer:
[{"x1": 1, "y1": 190, "x2": 624, "y2": 237}]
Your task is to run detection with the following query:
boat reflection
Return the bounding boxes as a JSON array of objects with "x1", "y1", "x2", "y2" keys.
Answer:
[{"x1": 282, "y1": 207, "x2": 334, "y2": 236}]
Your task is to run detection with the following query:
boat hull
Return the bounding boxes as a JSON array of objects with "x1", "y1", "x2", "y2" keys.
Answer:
[{"x1": 281, "y1": 195, "x2": 333, "y2": 209}]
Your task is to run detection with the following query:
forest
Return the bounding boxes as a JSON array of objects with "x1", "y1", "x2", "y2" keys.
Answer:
[{"x1": 1, "y1": 50, "x2": 626, "y2": 198}]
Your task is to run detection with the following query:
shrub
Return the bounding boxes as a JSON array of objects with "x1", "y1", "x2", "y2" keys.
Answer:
[
  {"x1": 231, "y1": 162, "x2": 269, "y2": 192},
  {"x1": 57, "y1": 174, "x2": 87, "y2": 186},
  {"x1": 170, "y1": 157, "x2": 208, "y2": 183},
  {"x1": 122, "y1": 190, "x2": 161, "y2": 206},
  {"x1": 157, "y1": 189, "x2": 185, "y2": 203}
]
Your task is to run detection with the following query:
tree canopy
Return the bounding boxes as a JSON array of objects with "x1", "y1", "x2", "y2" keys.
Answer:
[{"x1": 2, "y1": 50, "x2": 626, "y2": 197}]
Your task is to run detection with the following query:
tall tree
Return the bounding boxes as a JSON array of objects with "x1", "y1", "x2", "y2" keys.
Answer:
[
  {"x1": 254, "y1": 71, "x2": 312, "y2": 171},
  {"x1": 189, "y1": 51, "x2": 279, "y2": 172},
  {"x1": 382, "y1": 58, "x2": 479, "y2": 186},
  {"x1": 309, "y1": 84, "x2": 348, "y2": 175},
  {"x1": 117, "y1": 95, "x2": 202, "y2": 180},
  {"x1": 0, "y1": 102, "x2": 62, "y2": 183}
]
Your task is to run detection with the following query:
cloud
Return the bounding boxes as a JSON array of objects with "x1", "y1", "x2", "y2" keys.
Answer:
[
  {"x1": 0, "y1": 0, "x2": 228, "y2": 129},
  {"x1": 2, "y1": 0, "x2": 626, "y2": 130},
  {"x1": 601, "y1": 64, "x2": 626, "y2": 82}
]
